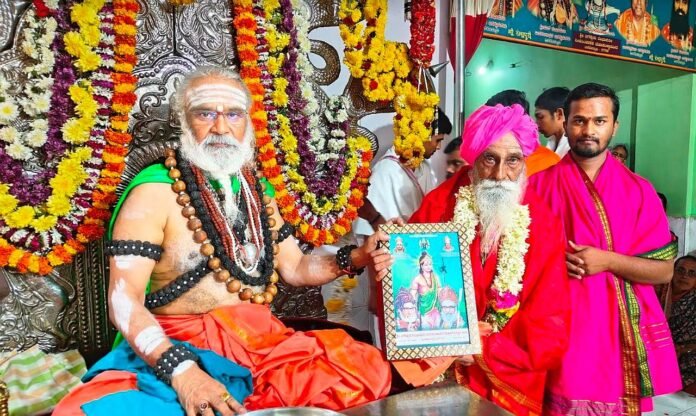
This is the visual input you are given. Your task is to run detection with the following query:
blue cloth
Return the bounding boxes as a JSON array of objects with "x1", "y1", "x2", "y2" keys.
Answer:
[{"x1": 81, "y1": 341, "x2": 252, "y2": 415}]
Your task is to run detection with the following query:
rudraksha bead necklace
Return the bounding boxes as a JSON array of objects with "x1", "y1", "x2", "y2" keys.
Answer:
[{"x1": 164, "y1": 147, "x2": 279, "y2": 305}]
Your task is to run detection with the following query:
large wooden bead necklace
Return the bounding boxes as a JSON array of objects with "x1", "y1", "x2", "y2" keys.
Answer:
[{"x1": 164, "y1": 147, "x2": 279, "y2": 305}]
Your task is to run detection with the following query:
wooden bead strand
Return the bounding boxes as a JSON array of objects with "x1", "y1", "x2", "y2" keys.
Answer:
[{"x1": 165, "y1": 148, "x2": 279, "y2": 305}]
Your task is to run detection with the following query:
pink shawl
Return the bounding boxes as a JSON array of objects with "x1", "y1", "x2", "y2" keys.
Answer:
[{"x1": 528, "y1": 154, "x2": 681, "y2": 416}]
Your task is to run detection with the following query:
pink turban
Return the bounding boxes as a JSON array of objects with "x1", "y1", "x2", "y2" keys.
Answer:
[{"x1": 459, "y1": 104, "x2": 539, "y2": 165}]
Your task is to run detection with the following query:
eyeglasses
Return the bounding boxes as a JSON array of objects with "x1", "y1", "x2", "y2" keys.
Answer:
[
  {"x1": 675, "y1": 266, "x2": 696, "y2": 278},
  {"x1": 190, "y1": 109, "x2": 247, "y2": 126}
]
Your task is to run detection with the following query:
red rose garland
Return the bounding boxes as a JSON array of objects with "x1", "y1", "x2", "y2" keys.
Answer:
[{"x1": 409, "y1": 0, "x2": 436, "y2": 67}]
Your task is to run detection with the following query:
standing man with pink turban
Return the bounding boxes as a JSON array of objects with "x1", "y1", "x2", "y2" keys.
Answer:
[
  {"x1": 528, "y1": 83, "x2": 681, "y2": 416},
  {"x1": 375, "y1": 104, "x2": 571, "y2": 415}
]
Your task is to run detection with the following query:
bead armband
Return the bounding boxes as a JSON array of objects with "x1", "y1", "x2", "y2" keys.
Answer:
[
  {"x1": 154, "y1": 344, "x2": 200, "y2": 385},
  {"x1": 277, "y1": 223, "x2": 295, "y2": 243},
  {"x1": 336, "y1": 244, "x2": 365, "y2": 277},
  {"x1": 104, "y1": 240, "x2": 163, "y2": 261}
]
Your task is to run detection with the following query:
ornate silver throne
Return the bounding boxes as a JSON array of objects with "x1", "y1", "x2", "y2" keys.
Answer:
[{"x1": 0, "y1": 0, "x2": 390, "y2": 389}]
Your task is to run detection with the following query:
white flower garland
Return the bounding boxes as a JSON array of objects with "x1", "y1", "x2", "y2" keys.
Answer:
[
  {"x1": 0, "y1": 9, "x2": 57, "y2": 160},
  {"x1": 452, "y1": 185, "x2": 531, "y2": 331}
]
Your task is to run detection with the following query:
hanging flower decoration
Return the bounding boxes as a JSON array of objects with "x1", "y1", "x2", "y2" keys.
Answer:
[
  {"x1": 393, "y1": 79, "x2": 439, "y2": 169},
  {"x1": 339, "y1": 0, "x2": 439, "y2": 169},
  {"x1": 452, "y1": 186, "x2": 531, "y2": 333},
  {"x1": 231, "y1": 0, "x2": 373, "y2": 246},
  {"x1": 0, "y1": 0, "x2": 138, "y2": 275},
  {"x1": 408, "y1": 0, "x2": 436, "y2": 67}
]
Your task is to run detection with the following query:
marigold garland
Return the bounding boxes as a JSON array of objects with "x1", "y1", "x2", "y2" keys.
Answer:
[
  {"x1": 232, "y1": 0, "x2": 372, "y2": 246},
  {"x1": 338, "y1": 0, "x2": 439, "y2": 169},
  {"x1": 0, "y1": 0, "x2": 138, "y2": 275}
]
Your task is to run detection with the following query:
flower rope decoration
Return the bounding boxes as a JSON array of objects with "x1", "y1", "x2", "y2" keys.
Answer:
[
  {"x1": 408, "y1": 0, "x2": 436, "y2": 67},
  {"x1": 338, "y1": 0, "x2": 439, "y2": 169},
  {"x1": 232, "y1": 0, "x2": 373, "y2": 246},
  {"x1": 0, "y1": 0, "x2": 138, "y2": 275},
  {"x1": 452, "y1": 185, "x2": 531, "y2": 333}
]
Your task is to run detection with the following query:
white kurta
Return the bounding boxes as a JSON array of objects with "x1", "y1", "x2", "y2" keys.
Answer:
[
  {"x1": 546, "y1": 133, "x2": 570, "y2": 158},
  {"x1": 353, "y1": 146, "x2": 437, "y2": 237}
]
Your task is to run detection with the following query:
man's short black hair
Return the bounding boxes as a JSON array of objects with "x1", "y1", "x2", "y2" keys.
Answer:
[
  {"x1": 564, "y1": 83, "x2": 620, "y2": 122},
  {"x1": 657, "y1": 192, "x2": 668, "y2": 210},
  {"x1": 535, "y1": 87, "x2": 570, "y2": 113},
  {"x1": 433, "y1": 106, "x2": 453, "y2": 135},
  {"x1": 485, "y1": 89, "x2": 530, "y2": 114},
  {"x1": 444, "y1": 137, "x2": 462, "y2": 154}
]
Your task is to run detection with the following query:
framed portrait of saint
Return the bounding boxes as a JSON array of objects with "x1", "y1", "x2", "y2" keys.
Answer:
[{"x1": 380, "y1": 223, "x2": 481, "y2": 360}]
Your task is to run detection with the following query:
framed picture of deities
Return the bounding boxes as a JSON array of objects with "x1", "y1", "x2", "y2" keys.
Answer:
[{"x1": 380, "y1": 223, "x2": 481, "y2": 360}]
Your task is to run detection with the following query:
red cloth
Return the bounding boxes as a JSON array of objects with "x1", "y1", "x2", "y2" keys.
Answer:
[
  {"x1": 448, "y1": 1, "x2": 495, "y2": 69},
  {"x1": 402, "y1": 167, "x2": 571, "y2": 415},
  {"x1": 53, "y1": 304, "x2": 391, "y2": 414}
]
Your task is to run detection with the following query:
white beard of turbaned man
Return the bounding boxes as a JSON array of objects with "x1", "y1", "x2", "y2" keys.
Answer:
[
  {"x1": 472, "y1": 168, "x2": 527, "y2": 259},
  {"x1": 179, "y1": 119, "x2": 256, "y2": 225}
]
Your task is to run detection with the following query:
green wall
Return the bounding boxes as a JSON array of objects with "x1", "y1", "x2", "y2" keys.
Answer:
[
  {"x1": 613, "y1": 89, "x2": 634, "y2": 159},
  {"x1": 465, "y1": 39, "x2": 683, "y2": 147},
  {"x1": 635, "y1": 75, "x2": 696, "y2": 217}
]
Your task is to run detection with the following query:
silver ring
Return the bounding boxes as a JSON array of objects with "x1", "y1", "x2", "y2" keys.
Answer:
[{"x1": 198, "y1": 401, "x2": 209, "y2": 414}]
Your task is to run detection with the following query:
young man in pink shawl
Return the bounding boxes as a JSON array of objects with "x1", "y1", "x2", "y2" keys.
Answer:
[
  {"x1": 528, "y1": 83, "x2": 681, "y2": 416},
  {"x1": 372, "y1": 104, "x2": 571, "y2": 415}
]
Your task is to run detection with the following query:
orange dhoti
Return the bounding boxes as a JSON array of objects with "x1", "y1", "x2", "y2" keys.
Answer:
[{"x1": 54, "y1": 304, "x2": 391, "y2": 414}]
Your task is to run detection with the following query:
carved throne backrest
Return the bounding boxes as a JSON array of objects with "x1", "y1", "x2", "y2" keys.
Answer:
[{"x1": 0, "y1": 0, "x2": 391, "y2": 366}]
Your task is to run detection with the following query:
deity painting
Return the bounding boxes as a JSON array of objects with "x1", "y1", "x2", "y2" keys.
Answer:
[
  {"x1": 381, "y1": 223, "x2": 481, "y2": 360},
  {"x1": 662, "y1": 0, "x2": 693, "y2": 50},
  {"x1": 615, "y1": 0, "x2": 661, "y2": 46},
  {"x1": 582, "y1": 0, "x2": 621, "y2": 35},
  {"x1": 409, "y1": 252, "x2": 443, "y2": 330},
  {"x1": 528, "y1": 0, "x2": 579, "y2": 29},
  {"x1": 490, "y1": 0, "x2": 523, "y2": 18}
]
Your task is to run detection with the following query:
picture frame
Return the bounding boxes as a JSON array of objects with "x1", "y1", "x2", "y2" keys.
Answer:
[{"x1": 380, "y1": 222, "x2": 481, "y2": 360}]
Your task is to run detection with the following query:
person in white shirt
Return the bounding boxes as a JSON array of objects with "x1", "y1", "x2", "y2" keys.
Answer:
[
  {"x1": 355, "y1": 107, "x2": 452, "y2": 233},
  {"x1": 534, "y1": 86, "x2": 570, "y2": 157}
]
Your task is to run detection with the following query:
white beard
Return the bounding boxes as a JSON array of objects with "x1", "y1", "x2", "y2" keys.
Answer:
[
  {"x1": 179, "y1": 123, "x2": 255, "y2": 224},
  {"x1": 473, "y1": 171, "x2": 526, "y2": 259},
  {"x1": 441, "y1": 311, "x2": 459, "y2": 327}
]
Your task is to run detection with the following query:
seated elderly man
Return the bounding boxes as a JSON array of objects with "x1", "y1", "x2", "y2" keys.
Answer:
[
  {"x1": 372, "y1": 104, "x2": 571, "y2": 416},
  {"x1": 55, "y1": 66, "x2": 391, "y2": 415}
]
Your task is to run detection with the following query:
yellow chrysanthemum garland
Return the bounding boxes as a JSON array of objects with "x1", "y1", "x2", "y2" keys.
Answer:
[
  {"x1": 393, "y1": 79, "x2": 439, "y2": 169},
  {"x1": 64, "y1": 0, "x2": 105, "y2": 72},
  {"x1": 62, "y1": 81, "x2": 98, "y2": 144},
  {"x1": 339, "y1": 0, "x2": 439, "y2": 169}
]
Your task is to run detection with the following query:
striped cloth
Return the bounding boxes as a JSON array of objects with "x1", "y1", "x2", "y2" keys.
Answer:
[{"x1": 0, "y1": 346, "x2": 86, "y2": 416}]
